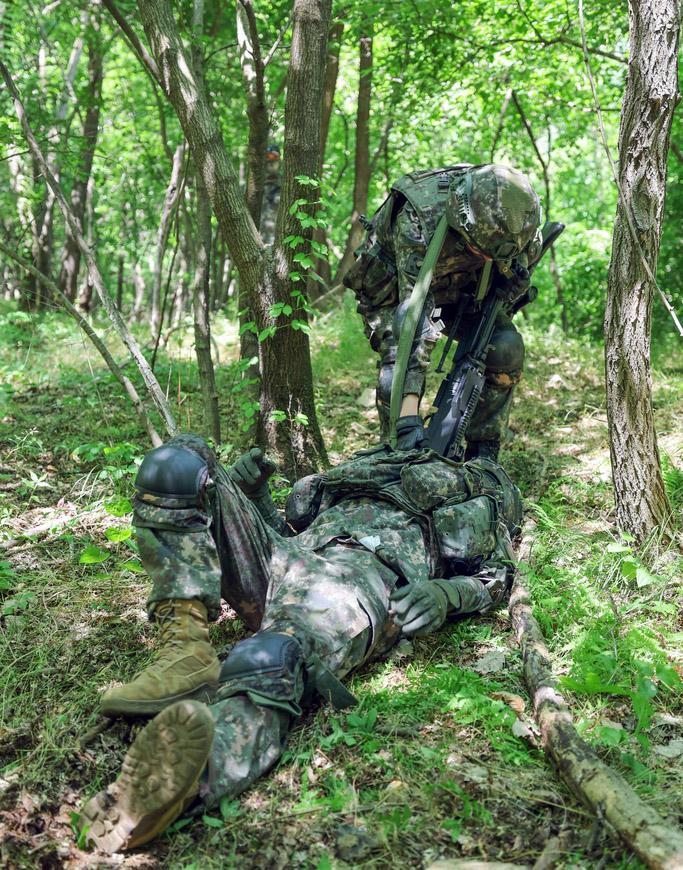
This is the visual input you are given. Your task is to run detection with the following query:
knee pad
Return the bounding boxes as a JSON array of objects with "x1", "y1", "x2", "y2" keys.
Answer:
[
  {"x1": 217, "y1": 631, "x2": 306, "y2": 713},
  {"x1": 486, "y1": 328, "x2": 525, "y2": 375},
  {"x1": 377, "y1": 363, "x2": 394, "y2": 409},
  {"x1": 135, "y1": 442, "x2": 209, "y2": 502}
]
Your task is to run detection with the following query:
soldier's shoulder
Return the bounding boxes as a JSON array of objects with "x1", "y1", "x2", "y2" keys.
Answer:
[{"x1": 391, "y1": 164, "x2": 471, "y2": 195}]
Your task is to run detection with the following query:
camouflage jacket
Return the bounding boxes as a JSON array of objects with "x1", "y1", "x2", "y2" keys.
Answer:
[
  {"x1": 279, "y1": 446, "x2": 521, "y2": 588},
  {"x1": 343, "y1": 166, "x2": 538, "y2": 396}
]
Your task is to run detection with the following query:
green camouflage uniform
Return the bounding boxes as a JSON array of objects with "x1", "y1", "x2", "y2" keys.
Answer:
[
  {"x1": 133, "y1": 434, "x2": 521, "y2": 810},
  {"x1": 344, "y1": 165, "x2": 538, "y2": 446}
]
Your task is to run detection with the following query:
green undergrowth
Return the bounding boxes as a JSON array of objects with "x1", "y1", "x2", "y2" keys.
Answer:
[{"x1": 1, "y1": 299, "x2": 682, "y2": 868}]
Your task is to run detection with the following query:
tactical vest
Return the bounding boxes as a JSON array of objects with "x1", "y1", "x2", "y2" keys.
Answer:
[{"x1": 390, "y1": 164, "x2": 472, "y2": 237}]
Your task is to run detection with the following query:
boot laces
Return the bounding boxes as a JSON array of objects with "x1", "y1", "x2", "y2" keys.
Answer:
[{"x1": 155, "y1": 603, "x2": 186, "y2": 653}]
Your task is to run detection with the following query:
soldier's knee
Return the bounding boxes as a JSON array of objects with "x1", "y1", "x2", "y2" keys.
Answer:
[
  {"x1": 135, "y1": 439, "x2": 210, "y2": 503},
  {"x1": 485, "y1": 328, "x2": 525, "y2": 386},
  {"x1": 377, "y1": 363, "x2": 394, "y2": 409},
  {"x1": 218, "y1": 631, "x2": 306, "y2": 714}
]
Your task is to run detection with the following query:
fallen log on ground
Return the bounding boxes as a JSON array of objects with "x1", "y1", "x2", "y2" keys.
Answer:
[{"x1": 509, "y1": 556, "x2": 683, "y2": 870}]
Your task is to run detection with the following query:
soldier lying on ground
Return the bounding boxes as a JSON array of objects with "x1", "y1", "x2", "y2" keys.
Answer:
[{"x1": 78, "y1": 435, "x2": 522, "y2": 852}]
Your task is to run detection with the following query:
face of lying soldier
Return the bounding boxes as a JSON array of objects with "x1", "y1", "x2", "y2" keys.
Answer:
[{"x1": 79, "y1": 438, "x2": 521, "y2": 853}]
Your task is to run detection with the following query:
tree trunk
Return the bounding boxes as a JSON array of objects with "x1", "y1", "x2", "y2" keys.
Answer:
[
  {"x1": 26, "y1": 25, "x2": 86, "y2": 308},
  {"x1": 137, "y1": 0, "x2": 328, "y2": 476},
  {"x1": 77, "y1": 175, "x2": 97, "y2": 311},
  {"x1": 58, "y1": 33, "x2": 103, "y2": 301},
  {"x1": 116, "y1": 254, "x2": 125, "y2": 311},
  {"x1": 334, "y1": 25, "x2": 373, "y2": 284},
  {"x1": 604, "y1": 0, "x2": 678, "y2": 544},
  {"x1": 190, "y1": 0, "x2": 221, "y2": 443},
  {"x1": 151, "y1": 142, "x2": 185, "y2": 336},
  {"x1": 261, "y1": 0, "x2": 331, "y2": 475},
  {"x1": 306, "y1": 17, "x2": 344, "y2": 298}
]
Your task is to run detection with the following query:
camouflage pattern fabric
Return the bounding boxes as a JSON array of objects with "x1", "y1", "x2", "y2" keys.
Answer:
[
  {"x1": 133, "y1": 435, "x2": 520, "y2": 810},
  {"x1": 343, "y1": 165, "x2": 533, "y2": 445}
]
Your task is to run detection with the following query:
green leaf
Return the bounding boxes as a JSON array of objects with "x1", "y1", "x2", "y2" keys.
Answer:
[
  {"x1": 119, "y1": 559, "x2": 144, "y2": 574},
  {"x1": 202, "y1": 814, "x2": 224, "y2": 829},
  {"x1": 620, "y1": 558, "x2": 638, "y2": 580},
  {"x1": 293, "y1": 252, "x2": 314, "y2": 269},
  {"x1": 282, "y1": 304, "x2": 293, "y2": 316},
  {"x1": 104, "y1": 497, "x2": 132, "y2": 517},
  {"x1": 288, "y1": 198, "x2": 308, "y2": 215},
  {"x1": 294, "y1": 412, "x2": 309, "y2": 426},
  {"x1": 219, "y1": 796, "x2": 242, "y2": 819},
  {"x1": 105, "y1": 526, "x2": 131, "y2": 543},
  {"x1": 257, "y1": 326, "x2": 277, "y2": 342},
  {"x1": 635, "y1": 566, "x2": 657, "y2": 588},
  {"x1": 79, "y1": 544, "x2": 110, "y2": 565},
  {"x1": 291, "y1": 319, "x2": 311, "y2": 334},
  {"x1": 270, "y1": 409, "x2": 287, "y2": 422},
  {"x1": 606, "y1": 542, "x2": 631, "y2": 553},
  {"x1": 239, "y1": 321, "x2": 258, "y2": 336}
]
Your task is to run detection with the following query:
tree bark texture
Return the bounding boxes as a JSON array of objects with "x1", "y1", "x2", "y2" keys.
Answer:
[
  {"x1": 334, "y1": 25, "x2": 373, "y2": 283},
  {"x1": 236, "y1": 0, "x2": 267, "y2": 424},
  {"x1": 236, "y1": 0, "x2": 268, "y2": 226},
  {"x1": 190, "y1": 0, "x2": 221, "y2": 443},
  {"x1": 58, "y1": 34, "x2": 103, "y2": 301},
  {"x1": 510, "y1": 562, "x2": 683, "y2": 869},
  {"x1": 137, "y1": 0, "x2": 329, "y2": 476},
  {"x1": 306, "y1": 17, "x2": 344, "y2": 298},
  {"x1": 263, "y1": 0, "x2": 331, "y2": 475},
  {"x1": 604, "y1": 0, "x2": 679, "y2": 544},
  {"x1": 151, "y1": 142, "x2": 185, "y2": 335},
  {"x1": 0, "y1": 60, "x2": 178, "y2": 440}
]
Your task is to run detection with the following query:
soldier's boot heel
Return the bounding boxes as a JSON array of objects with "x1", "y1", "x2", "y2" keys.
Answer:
[
  {"x1": 79, "y1": 700, "x2": 214, "y2": 853},
  {"x1": 101, "y1": 599, "x2": 221, "y2": 718}
]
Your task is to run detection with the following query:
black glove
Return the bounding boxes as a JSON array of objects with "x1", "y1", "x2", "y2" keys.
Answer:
[
  {"x1": 229, "y1": 448, "x2": 277, "y2": 498},
  {"x1": 499, "y1": 262, "x2": 530, "y2": 302},
  {"x1": 395, "y1": 415, "x2": 426, "y2": 450},
  {"x1": 389, "y1": 582, "x2": 448, "y2": 637}
]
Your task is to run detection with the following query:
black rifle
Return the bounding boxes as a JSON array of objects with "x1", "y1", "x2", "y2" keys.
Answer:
[{"x1": 425, "y1": 221, "x2": 565, "y2": 460}]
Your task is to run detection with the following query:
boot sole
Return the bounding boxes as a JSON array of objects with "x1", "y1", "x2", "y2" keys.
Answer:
[
  {"x1": 79, "y1": 700, "x2": 214, "y2": 852},
  {"x1": 100, "y1": 680, "x2": 220, "y2": 718}
]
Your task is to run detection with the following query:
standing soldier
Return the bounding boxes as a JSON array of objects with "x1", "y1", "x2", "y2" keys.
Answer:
[
  {"x1": 344, "y1": 163, "x2": 544, "y2": 459},
  {"x1": 260, "y1": 143, "x2": 281, "y2": 245}
]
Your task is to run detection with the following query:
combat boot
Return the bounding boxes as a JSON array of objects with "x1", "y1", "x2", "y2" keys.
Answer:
[
  {"x1": 79, "y1": 700, "x2": 214, "y2": 852},
  {"x1": 101, "y1": 599, "x2": 220, "y2": 717}
]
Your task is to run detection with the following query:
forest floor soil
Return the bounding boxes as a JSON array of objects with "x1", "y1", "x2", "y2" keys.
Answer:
[{"x1": 0, "y1": 297, "x2": 681, "y2": 869}]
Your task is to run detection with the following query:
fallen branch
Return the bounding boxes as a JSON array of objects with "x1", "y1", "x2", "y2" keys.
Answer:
[
  {"x1": 510, "y1": 550, "x2": 683, "y2": 869},
  {"x1": 0, "y1": 243, "x2": 162, "y2": 447}
]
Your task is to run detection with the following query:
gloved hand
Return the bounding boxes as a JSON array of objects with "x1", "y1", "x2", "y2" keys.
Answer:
[
  {"x1": 499, "y1": 261, "x2": 530, "y2": 302},
  {"x1": 395, "y1": 415, "x2": 427, "y2": 450},
  {"x1": 229, "y1": 448, "x2": 277, "y2": 497},
  {"x1": 389, "y1": 582, "x2": 448, "y2": 637}
]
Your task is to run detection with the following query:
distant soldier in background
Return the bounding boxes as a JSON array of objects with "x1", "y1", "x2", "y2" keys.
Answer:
[
  {"x1": 344, "y1": 164, "x2": 544, "y2": 460},
  {"x1": 260, "y1": 143, "x2": 281, "y2": 245}
]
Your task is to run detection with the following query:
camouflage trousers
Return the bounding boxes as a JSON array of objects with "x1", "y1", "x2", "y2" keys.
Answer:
[{"x1": 133, "y1": 435, "x2": 399, "y2": 809}]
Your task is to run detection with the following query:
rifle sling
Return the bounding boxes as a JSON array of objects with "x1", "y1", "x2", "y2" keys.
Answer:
[{"x1": 389, "y1": 214, "x2": 449, "y2": 447}]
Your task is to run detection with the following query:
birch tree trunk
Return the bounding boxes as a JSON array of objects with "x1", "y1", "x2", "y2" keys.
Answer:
[
  {"x1": 334, "y1": 25, "x2": 373, "y2": 283},
  {"x1": 604, "y1": 0, "x2": 679, "y2": 544}
]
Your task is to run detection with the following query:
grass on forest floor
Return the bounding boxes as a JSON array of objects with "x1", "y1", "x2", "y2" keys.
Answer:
[{"x1": 0, "y1": 296, "x2": 681, "y2": 869}]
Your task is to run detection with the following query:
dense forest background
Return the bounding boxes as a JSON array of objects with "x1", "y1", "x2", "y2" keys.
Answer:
[{"x1": 0, "y1": 0, "x2": 682, "y2": 868}]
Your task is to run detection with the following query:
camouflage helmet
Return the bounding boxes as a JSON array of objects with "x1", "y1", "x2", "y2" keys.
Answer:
[{"x1": 446, "y1": 164, "x2": 541, "y2": 273}]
